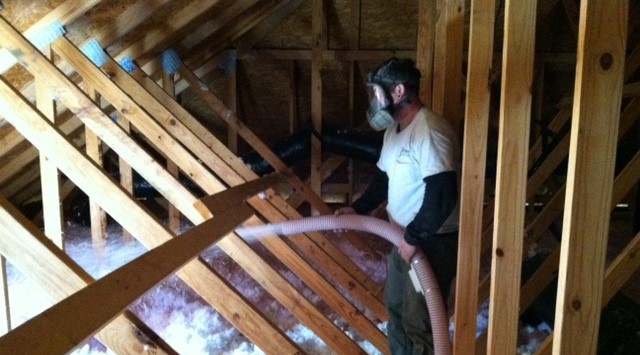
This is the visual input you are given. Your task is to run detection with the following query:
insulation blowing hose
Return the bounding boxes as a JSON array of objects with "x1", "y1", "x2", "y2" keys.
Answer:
[{"x1": 236, "y1": 214, "x2": 452, "y2": 355}]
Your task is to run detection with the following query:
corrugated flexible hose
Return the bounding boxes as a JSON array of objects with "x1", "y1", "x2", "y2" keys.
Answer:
[{"x1": 236, "y1": 214, "x2": 452, "y2": 355}]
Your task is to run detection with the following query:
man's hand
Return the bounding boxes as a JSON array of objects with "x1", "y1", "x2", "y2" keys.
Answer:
[
  {"x1": 334, "y1": 206, "x2": 357, "y2": 216},
  {"x1": 398, "y1": 238, "x2": 417, "y2": 263},
  {"x1": 333, "y1": 206, "x2": 357, "y2": 233}
]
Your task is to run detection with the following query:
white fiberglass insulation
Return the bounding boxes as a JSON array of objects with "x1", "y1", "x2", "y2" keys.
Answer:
[{"x1": 4, "y1": 221, "x2": 549, "y2": 354}]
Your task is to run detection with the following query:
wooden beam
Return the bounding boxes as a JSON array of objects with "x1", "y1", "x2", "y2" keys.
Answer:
[
  {"x1": 98, "y1": 0, "x2": 171, "y2": 52},
  {"x1": 0, "y1": 0, "x2": 173, "y2": 195},
  {"x1": 0, "y1": 204, "x2": 253, "y2": 355},
  {"x1": 178, "y1": 1, "x2": 281, "y2": 73},
  {"x1": 0, "y1": 118, "x2": 83, "y2": 197},
  {"x1": 289, "y1": 60, "x2": 299, "y2": 134},
  {"x1": 552, "y1": 1, "x2": 628, "y2": 353},
  {"x1": 0, "y1": 75, "x2": 300, "y2": 354},
  {"x1": 116, "y1": 116, "x2": 134, "y2": 242},
  {"x1": 195, "y1": 173, "x2": 284, "y2": 216},
  {"x1": 135, "y1": 63, "x2": 387, "y2": 320},
  {"x1": 416, "y1": 0, "x2": 436, "y2": 106},
  {"x1": 114, "y1": 0, "x2": 223, "y2": 64},
  {"x1": 58, "y1": 32, "x2": 385, "y2": 350},
  {"x1": 52, "y1": 38, "x2": 228, "y2": 197},
  {"x1": 0, "y1": 0, "x2": 169, "y2": 130},
  {"x1": 0, "y1": 0, "x2": 103, "y2": 74},
  {"x1": 131, "y1": 62, "x2": 386, "y2": 319},
  {"x1": 131, "y1": 69, "x2": 384, "y2": 310},
  {"x1": 94, "y1": 57, "x2": 387, "y2": 350},
  {"x1": 36, "y1": 46, "x2": 63, "y2": 249},
  {"x1": 310, "y1": 0, "x2": 325, "y2": 204},
  {"x1": 162, "y1": 71, "x2": 181, "y2": 233},
  {"x1": 1, "y1": 163, "x2": 42, "y2": 201},
  {"x1": 0, "y1": 257, "x2": 9, "y2": 335},
  {"x1": 0, "y1": 195, "x2": 176, "y2": 354},
  {"x1": 141, "y1": 0, "x2": 258, "y2": 75},
  {"x1": 431, "y1": 0, "x2": 465, "y2": 131},
  {"x1": 479, "y1": 143, "x2": 640, "y2": 350},
  {"x1": 625, "y1": 42, "x2": 640, "y2": 80},
  {"x1": 487, "y1": 0, "x2": 536, "y2": 353},
  {"x1": 177, "y1": 64, "x2": 376, "y2": 254},
  {"x1": 226, "y1": 59, "x2": 239, "y2": 154},
  {"x1": 175, "y1": 0, "x2": 258, "y2": 53},
  {"x1": 603, "y1": 231, "x2": 640, "y2": 305},
  {"x1": 84, "y1": 83, "x2": 107, "y2": 251},
  {"x1": 536, "y1": 231, "x2": 640, "y2": 355},
  {"x1": 235, "y1": 0, "x2": 307, "y2": 55},
  {"x1": 561, "y1": 0, "x2": 580, "y2": 37},
  {"x1": 452, "y1": 0, "x2": 496, "y2": 354},
  {"x1": 0, "y1": 19, "x2": 299, "y2": 352}
]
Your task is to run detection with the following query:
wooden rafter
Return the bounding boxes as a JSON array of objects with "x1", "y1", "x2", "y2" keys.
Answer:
[
  {"x1": 0, "y1": 197, "x2": 253, "y2": 354},
  {"x1": 0, "y1": 0, "x2": 103, "y2": 74},
  {"x1": 431, "y1": 0, "x2": 465, "y2": 131},
  {"x1": 179, "y1": 0, "x2": 284, "y2": 74},
  {"x1": 235, "y1": 0, "x2": 307, "y2": 55},
  {"x1": 453, "y1": 0, "x2": 496, "y2": 354},
  {"x1": 487, "y1": 0, "x2": 536, "y2": 352},
  {"x1": 553, "y1": 1, "x2": 628, "y2": 351},
  {"x1": 108, "y1": 59, "x2": 389, "y2": 350},
  {"x1": 114, "y1": 0, "x2": 225, "y2": 65},
  {"x1": 0, "y1": 194, "x2": 175, "y2": 354},
  {"x1": 51, "y1": 33, "x2": 387, "y2": 351},
  {"x1": 128, "y1": 68, "x2": 387, "y2": 320},
  {"x1": 0, "y1": 18, "x2": 299, "y2": 352}
]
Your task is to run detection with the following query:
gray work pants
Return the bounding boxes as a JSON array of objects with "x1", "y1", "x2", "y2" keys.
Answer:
[{"x1": 384, "y1": 233, "x2": 458, "y2": 355}]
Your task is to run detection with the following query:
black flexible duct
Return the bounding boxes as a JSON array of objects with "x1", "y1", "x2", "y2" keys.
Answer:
[{"x1": 241, "y1": 125, "x2": 382, "y2": 175}]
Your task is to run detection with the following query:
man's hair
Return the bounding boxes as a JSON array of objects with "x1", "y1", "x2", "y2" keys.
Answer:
[{"x1": 369, "y1": 57, "x2": 422, "y2": 95}]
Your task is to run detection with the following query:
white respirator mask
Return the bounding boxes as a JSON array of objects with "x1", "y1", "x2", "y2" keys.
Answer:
[{"x1": 365, "y1": 81, "x2": 395, "y2": 131}]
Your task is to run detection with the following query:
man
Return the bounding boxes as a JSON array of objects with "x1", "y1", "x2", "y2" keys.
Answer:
[{"x1": 335, "y1": 58, "x2": 459, "y2": 355}]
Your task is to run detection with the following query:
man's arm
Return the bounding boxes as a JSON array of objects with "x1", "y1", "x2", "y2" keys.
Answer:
[
  {"x1": 404, "y1": 170, "x2": 457, "y2": 245},
  {"x1": 350, "y1": 167, "x2": 389, "y2": 215}
]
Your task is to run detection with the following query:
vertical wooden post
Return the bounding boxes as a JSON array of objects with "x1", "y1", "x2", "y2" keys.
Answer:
[
  {"x1": 553, "y1": 1, "x2": 628, "y2": 354},
  {"x1": 487, "y1": 0, "x2": 536, "y2": 353},
  {"x1": 117, "y1": 114, "x2": 134, "y2": 243},
  {"x1": 162, "y1": 71, "x2": 181, "y2": 233},
  {"x1": 310, "y1": 0, "x2": 325, "y2": 210},
  {"x1": 452, "y1": 0, "x2": 496, "y2": 354},
  {"x1": 431, "y1": 0, "x2": 465, "y2": 131},
  {"x1": 84, "y1": 83, "x2": 108, "y2": 251},
  {"x1": 416, "y1": 0, "x2": 436, "y2": 107},
  {"x1": 0, "y1": 257, "x2": 9, "y2": 335},
  {"x1": 36, "y1": 47, "x2": 63, "y2": 249},
  {"x1": 346, "y1": 0, "x2": 361, "y2": 205},
  {"x1": 289, "y1": 60, "x2": 299, "y2": 135},
  {"x1": 227, "y1": 59, "x2": 239, "y2": 154}
]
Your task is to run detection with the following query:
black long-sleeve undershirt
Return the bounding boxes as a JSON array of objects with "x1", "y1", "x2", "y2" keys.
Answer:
[
  {"x1": 351, "y1": 167, "x2": 388, "y2": 215},
  {"x1": 351, "y1": 169, "x2": 457, "y2": 245},
  {"x1": 405, "y1": 171, "x2": 457, "y2": 246}
]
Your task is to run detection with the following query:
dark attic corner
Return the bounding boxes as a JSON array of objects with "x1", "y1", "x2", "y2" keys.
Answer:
[{"x1": 0, "y1": 1, "x2": 639, "y2": 354}]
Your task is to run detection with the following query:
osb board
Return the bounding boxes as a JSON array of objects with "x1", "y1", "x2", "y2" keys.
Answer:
[
  {"x1": 194, "y1": 58, "x2": 381, "y2": 158},
  {"x1": 257, "y1": 0, "x2": 419, "y2": 50},
  {"x1": 64, "y1": 0, "x2": 138, "y2": 45},
  {"x1": 359, "y1": 0, "x2": 418, "y2": 50},
  {"x1": 1, "y1": 1, "x2": 133, "y2": 89},
  {"x1": 1, "y1": 0, "x2": 67, "y2": 32},
  {"x1": 1, "y1": 0, "x2": 62, "y2": 90},
  {"x1": 103, "y1": 0, "x2": 224, "y2": 58}
]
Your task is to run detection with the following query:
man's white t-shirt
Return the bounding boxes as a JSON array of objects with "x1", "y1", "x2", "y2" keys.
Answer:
[{"x1": 377, "y1": 107, "x2": 460, "y2": 231}]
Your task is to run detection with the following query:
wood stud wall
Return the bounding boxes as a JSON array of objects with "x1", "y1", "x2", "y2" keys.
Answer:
[
  {"x1": 552, "y1": 1, "x2": 628, "y2": 354},
  {"x1": 452, "y1": 0, "x2": 496, "y2": 354},
  {"x1": 487, "y1": 0, "x2": 537, "y2": 352},
  {"x1": 0, "y1": 0, "x2": 638, "y2": 354}
]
